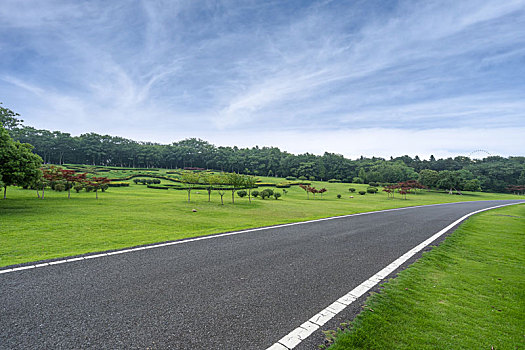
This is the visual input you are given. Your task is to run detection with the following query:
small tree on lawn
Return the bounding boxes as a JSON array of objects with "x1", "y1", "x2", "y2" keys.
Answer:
[
  {"x1": 243, "y1": 175, "x2": 258, "y2": 203},
  {"x1": 214, "y1": 173, "x2": 228, "y2": 205},
  {"x1": 180, "y1": 171, "x2": 201, "y2": 202},
  {"x1": 299, "y1": 184, "x2": 311, "y2": 199},
  {"x1": 318, "y1": 188, "x2": 327, "y2": 198},
  {"x1": 227, "y1": 172, "x2": 245, "y2": 204},
  {"x1": 89, "y1": 177, "x2": 110, "y2": 199},
  {"x1": 201, "y1": 173, "x2": 216, "y2": 202}
]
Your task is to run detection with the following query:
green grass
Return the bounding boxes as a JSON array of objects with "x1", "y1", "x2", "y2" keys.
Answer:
[
  {"x1": 327, "y1": 204, "x2": 525, "y2": 350},
  {"x1": 0, "y1": 170, "x2": 519, "y2": 267}
]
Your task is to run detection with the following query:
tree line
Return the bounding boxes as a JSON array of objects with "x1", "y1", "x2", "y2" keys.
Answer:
[{"x1": 2, "y1": 103, "x2": 524, "y2": 193}]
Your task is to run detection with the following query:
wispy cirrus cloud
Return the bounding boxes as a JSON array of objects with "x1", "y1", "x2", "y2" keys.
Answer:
[{"x1": 0, "y1": 0, "x2": 523, "y2": 157}]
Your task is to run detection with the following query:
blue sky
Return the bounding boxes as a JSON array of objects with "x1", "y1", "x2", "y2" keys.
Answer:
[{"x1": 1, "y1": 0, "x2": 524, "y2": 159}]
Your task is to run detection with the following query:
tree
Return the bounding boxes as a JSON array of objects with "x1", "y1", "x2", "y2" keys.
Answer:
[
  {"x1": 418, "y1": 169, "x2": 439, "y2": 189},
  {"x1": 180, "y1": 171, "x2": 201, "y2": 202},
  {"x1": 243, "y1": 175, "x2": 258, "y2": 203},
  {"x1": 0, "y1": 103, "x2": 24, "y2": 130},
  {"x1": 88, "y1": 177, "x2": 110, "y2": 199},
  {"x1": 214, "y1": 173, "x2": 229, "y2": 205},
  {"x1": 227, "y1": 172, "x2": 245, "y2": 204},
  {"x1": 201, "y1": 173, "x2": 216, "y2": 202},
  {"x1": 0, "y1": 127, "x2": 42, "y2": 199},
  {"x1": 463, "y1": 179, "x2": 481, "y2": 192}
]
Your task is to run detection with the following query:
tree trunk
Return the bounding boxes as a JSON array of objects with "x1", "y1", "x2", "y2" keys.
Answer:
[
  {"x1": 231, "y1": 189, "x2": 235, "y2": 204},
  {"x1": 248, "y1": 189, "x2": 251, "y2": 203},
  {"x1": 3, "y1": 186, "x2": 6, "y2": 199},
  {"x1": 187, "y1": 189, "x2": 191, "y2": 202},
  {"x1": 68, "y1": 187, "x2": 71, "y2": 199},
  {"x1": 95, "y1": 189, "x2": 98, "y2": 199},
  {"x1": 208, "y1": 189, "x2": 211, "y2": 202},
  {"x1": 220, "y1": 194, "x2": 224, "y2": 205}
]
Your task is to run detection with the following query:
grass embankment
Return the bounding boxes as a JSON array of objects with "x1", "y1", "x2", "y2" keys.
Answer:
[
  {"x1": 0, "y1": 167, "x2": 519, "y2": 267},
  {"x1": 327, "y1": 204, "x2": 525, "y2": 350}
]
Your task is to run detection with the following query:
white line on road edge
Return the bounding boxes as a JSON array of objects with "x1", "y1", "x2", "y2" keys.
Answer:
[
  {"x1": 0, "y1": 201, "x2": 522, "y2": 276},
  {"x1": 265, "y1": 202, "x2": 523, "y2": 350}
]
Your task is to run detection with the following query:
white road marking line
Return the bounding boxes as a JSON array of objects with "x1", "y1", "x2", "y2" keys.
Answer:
[
  {"x1": 1, "y1": 201, "x2": 522, "y2": 276},
  {"x1": 265, "y1": 202, "x2": 522, "y2": 349}
]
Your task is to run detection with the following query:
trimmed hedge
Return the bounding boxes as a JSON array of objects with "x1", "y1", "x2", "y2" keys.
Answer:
[
  {"x1": 147, "y1": 185, "x2": 170, "y2": 190},
  {"x1": 108, "y1": 182, "x2": 130, "y2": 187}
]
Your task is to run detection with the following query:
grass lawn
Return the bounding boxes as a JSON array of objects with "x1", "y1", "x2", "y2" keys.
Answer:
[
  {"x1": 0, "y1": 169, "x2": 519, "y2": 267},
  {"x1": 326, "y1": 204, "x2": 525, "y2": 350}
]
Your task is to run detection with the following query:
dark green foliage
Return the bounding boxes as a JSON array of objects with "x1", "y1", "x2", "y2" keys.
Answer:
[
  {"x1": 251, "y1": 190, "x2": 259, "y2": 198},
  {"x1": 349, "y1": 188, "x2": 356, "y2": 192},
  {"x1": 353, "y1": 177, "x2": 364, "y2": 184},
  {"x1": 368, "y1": 182, "x2": 379, "y2": 187},
  {"x1": 74, "y1": 184, "x2": 84, "y2": 193},
  {"x1": 359, "y1": 191, "x2": 366, "y2": 195},
  {"x1": 337, "y1": 194, "x2": 342, "y2": 198},
  {"x1": 260, "y1": 189, "x2": 271, "y2": 199},
  {"x1": 54, "y1": 183, "x2": 65, "y2": 192},
  {"x1": 328, "y1": 179, "x2": 341, "y2": 183},
  {"x1": 275, "y1": 183, "x2": 291, "y2": 188},
  {"x1": 298, "y1": 176, "x2": 307, "y2": 180},
  {"x1": 237, "y1": 190, "x2": 247, "y2": 198},
  {"x1": 367, "y1": 187, "x2": 378, "y2": 194},
  {"x1": 4, "y1": 111, "x2": 522, "y2": 193},
  {"x1": 265, "y1": 188, "x2": 274, "y2": 196},
  {"x1": 147, "y1": 185, "x2": 169, "y2": 190},
  {"x1": 273, "y1": 192, "x2": 281, "y2": 200},
  {"x1": 285, "y1": 176, "x2": 297, "y2": 180},
  {"x1": 107, "y1": 182, "x2": 130, "y2": 187}
]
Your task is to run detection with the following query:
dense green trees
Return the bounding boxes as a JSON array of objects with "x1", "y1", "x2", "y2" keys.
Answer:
[
  {"x1": 2, "y1": 103, "x2": 523, "y2": 194},
  {"x1": 0, "y1": 127, "x2": 42, "y2": 199}
]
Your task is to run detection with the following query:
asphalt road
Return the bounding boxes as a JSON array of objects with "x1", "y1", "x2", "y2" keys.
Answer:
[{"x1": 1, "y1": 200, "x2": 522, "y2": 349}]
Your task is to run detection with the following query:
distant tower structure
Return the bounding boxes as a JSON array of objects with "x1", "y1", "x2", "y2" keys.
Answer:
[{"x1": 467, "y1": 150, "x2": 492, "y2": 160}]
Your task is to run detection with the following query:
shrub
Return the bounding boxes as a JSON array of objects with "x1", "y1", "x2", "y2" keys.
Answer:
[
  {"x1": 265, "y1": 188, "x2": 274, "y2": 196},
  {"x1": 367, "y1": 187, "x2": 378, "y2": 194},
  {"x1": 337, "y1": 194, "x2": 342, "y2": 199},
  {"x1": 369, "y1": 182, "x2": 380, "y2": 187},
  {"x1": 147, "y1": 185, "x2": 169, "y2": 190},
  {"x1": 328, "y1": 179, "x2": 341, "y2": 183},
  {"x1": 85, "y1": 185, "x2": 94, "y2": 192},
  {"x1": 276, "y1": 183, "x2": 291, "y2": 188},
  {"x1": 349, "y1": 188, "x2": 356, "y2": 192},
  {"x1": 100, "y1": 184, "x2": 109, "y2": 192},
  {"x1": 251, "y1": 190, "x2": 259, "y2": 198},
  {"x1": 273, "y1": 192, "x2": 281, "y2": 200},
  {"x1": 237, "y1": 190, "x2": 247, "y2": 198},
  {"x1": 260, "y1": 189, "x2": 270, "y2": 199},
  {"x1": 54, "y1": 183, "x2": 66, "y2": 192},
  {"x1": 285, "y1": 176, "x2": 297, "y2": 181},
  {"x1": 298, "y1": 176, "x2": 307, "y2": 180},
  {"x1": 256, "y1": 183, "x2": 276, "y2": 187},
  {"x1": 359, "y1": 191, "x2": 366, "y2": 195},
  {"x1": 74, "y1": 184, "x2": 84, "y2": 193},
  {"x1": 108, "y1": 182, "x2": 130, "y2": 187},
  {"x1": 309, "y1": 176, "x2": 316, "y2": 181}
]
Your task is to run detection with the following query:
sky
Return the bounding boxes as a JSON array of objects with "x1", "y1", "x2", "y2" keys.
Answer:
[{"x1": 1, "y1": 0, "x2": 524, "y2": 160}]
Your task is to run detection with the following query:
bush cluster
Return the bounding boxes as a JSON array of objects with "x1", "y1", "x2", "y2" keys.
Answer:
[
  {"x1": 359, "y1": 191, "x2": 366, "y2": 195},
  {"x1": 134, "y1": 178, "x2": 161, "y2": 185},
  {"x1": 366, "y1": 187, "x2": 378, "y2": 194},
  {"x1": 108, "y1": 182, "x2": 130, "y2": 187}
]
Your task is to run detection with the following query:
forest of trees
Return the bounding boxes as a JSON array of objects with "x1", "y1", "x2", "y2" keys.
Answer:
[{"x1": 6, "y1": 125, "x2": 523, "y2": 194}]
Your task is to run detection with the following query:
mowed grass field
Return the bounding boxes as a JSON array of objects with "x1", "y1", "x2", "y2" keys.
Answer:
[
  {"x1": 0, "y1": 172, "x2": 519, "y2": 267},
  {"x1": 328, "y1": 204, "x2": 525, "y2": 350}
]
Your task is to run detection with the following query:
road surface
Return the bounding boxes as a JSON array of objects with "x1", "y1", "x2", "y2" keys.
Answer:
[{"x1": 1, "y1": 200, "x2": 522, "y2": 349}]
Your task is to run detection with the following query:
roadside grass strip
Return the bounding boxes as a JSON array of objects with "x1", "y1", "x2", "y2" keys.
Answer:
[
  {"x1": 2, "y1": 201, "x2": 520, "y2": 275},
  {"x1": 266, "y1": 202, "x2": 523, "y2": 350},
  {"x1": 325, "y1": 204, "x2": 525, "y2": 350}
]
